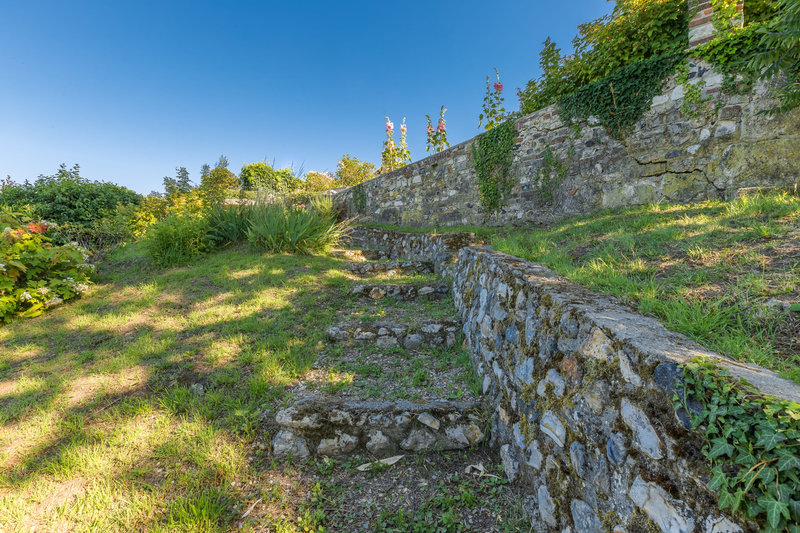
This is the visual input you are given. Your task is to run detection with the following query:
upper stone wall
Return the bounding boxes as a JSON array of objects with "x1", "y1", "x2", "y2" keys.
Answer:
[{"x1": 337, "y1": 65, "x2": 800, "y2": 227}]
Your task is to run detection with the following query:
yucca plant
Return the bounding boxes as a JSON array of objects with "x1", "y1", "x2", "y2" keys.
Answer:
[
  {"x1": 246, "y1": 197, "x2": 348, "y2": 254},
  {"x1": 205, "y1": 204, "x2": 251, "y2": 247}
]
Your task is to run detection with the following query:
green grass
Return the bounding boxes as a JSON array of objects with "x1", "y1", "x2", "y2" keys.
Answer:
[
  {"x1": 0, "y1": 243, "x2": 354, "y2": 531},
  {"x1": 490, "y1": 192, "x2": 800, "y2": 381}
]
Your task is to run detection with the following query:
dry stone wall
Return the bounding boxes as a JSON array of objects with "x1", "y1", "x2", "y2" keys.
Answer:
[
  {"x1": 453, "y1": 246, "x2": 800, "y2": 532},
  {"x1": 337, "y1": 64, "x2": 800, "y2": 227}
]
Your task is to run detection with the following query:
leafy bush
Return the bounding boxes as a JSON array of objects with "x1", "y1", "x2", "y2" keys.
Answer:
[
  {"x1": 201, "y1": 167, "x2": 240, "y2": 205},
  {"x1": 749, "y1": 0, "x2": 800, "y2": 112},
  {"x1": 144, "y1": 214, "x2": 211, "y2": 267},
  {"x1": 302, "y1": 171, "x2": 337, "y2": 192},
  {"x1": 0, "y1": 210, "x2": 92, "y2": 321},
  {"x1": 0, "y1": 164, "x2": 140, "y2": 226},
  {"x1": 246, "y1": 197, "x2": 347, "y2": 254},
  {"x1": 240, "y1": 162, "x2": 302, "y2": 192}
]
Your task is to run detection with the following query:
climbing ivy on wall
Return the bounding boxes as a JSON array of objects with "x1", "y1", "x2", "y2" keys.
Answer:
[
  {"x1": 676, "y1": 360, "x2": 800, "y2": 532},
  {"x1": 536, "y1": 147, "x2": 569, "y2": 205},
  {"x1": 557, "y1": 54, "x2": 683, "y2": 139},
  {"x1": 352, "y1": 183, "x2": 366, "y2": 215},
  {"x1": 472, "y1": 119, "x2": 517, "y2": 212}
]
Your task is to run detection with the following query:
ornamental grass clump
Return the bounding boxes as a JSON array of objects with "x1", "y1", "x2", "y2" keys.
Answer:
[
  {"x1": 144, "y1": 213, "x2": 211, "y2": 267},
  {"x1": 246, "y1": 195, "x2": 348, "y2": 255}
]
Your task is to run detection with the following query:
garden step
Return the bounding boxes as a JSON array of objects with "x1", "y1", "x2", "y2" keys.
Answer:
[
  {"x1": 272, "y1": 397, "x2": 485, "y2": 458},
  {"x1": 325, "y1": 319, "x2": 460, "y2": 350},
  {"x1": 344, "y1": 260, "x2": 434, "y2": 275},
  {"x1": 351, "y1": 282, "x2": 450, "y2": 301},
  {"x1": 330, "y1": 248, "x2": 389, "y2": 261}
]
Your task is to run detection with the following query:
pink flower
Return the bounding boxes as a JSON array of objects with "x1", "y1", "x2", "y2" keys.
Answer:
[
  {"x1": 426, "y1": 125, "x2": 434, "y2": 134},
  {"x1": 437, "y1": 122, "x2": 446, "y2": 132},
  {"x1": 400, "y1": 124, "x2": 407, "y2": 133},
  {"x1": 385, "y1": 119, "x2": 394, "y2": 132},
  {"x1": 494, "y1": 82, "x2": 503, "y2": 93}
]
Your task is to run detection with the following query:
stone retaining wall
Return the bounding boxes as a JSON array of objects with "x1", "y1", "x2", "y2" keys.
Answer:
[
  {"x1": 336, "y1": 66, "x2": 800, "y2": 227},
  {"x1": 452, "y1": 246, "x2": 800, "y2": 532}
]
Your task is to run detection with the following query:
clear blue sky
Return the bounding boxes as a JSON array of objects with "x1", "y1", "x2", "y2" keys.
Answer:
[{"x1": 0, "y1": 1, "x2": 612, "y2": 194}]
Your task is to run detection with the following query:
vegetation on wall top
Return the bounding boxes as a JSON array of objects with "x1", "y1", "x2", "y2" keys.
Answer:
[{"x1": 472, "y1": 119, "x2": 517, "y2": 213}]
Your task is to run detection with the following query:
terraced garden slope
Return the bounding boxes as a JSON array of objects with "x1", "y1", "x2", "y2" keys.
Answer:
[{"x1": 0, "y1": 243, "x2": 526, "y2": 532}]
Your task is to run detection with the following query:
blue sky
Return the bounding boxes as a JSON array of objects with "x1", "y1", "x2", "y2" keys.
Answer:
[{"x1": 0, "y1": 1, "x2": 612, "y2": 194}]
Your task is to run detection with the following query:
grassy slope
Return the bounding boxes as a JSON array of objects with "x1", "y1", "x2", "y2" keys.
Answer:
[
  {"x1": 0, "y1": 243, "x2": 514, "y2": 532},
  {"x1": 367, "y1": 193, "x2": 800, "y2": 381},
  {"x1": 493, "y1": 193, "x2": 800, "y2": 380}
]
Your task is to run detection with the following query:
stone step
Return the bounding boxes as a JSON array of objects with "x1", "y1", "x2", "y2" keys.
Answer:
[
  {"x1": 351, "y1": 282, "x2": 450, "y2": 301},
  {"x1": 344, "y1": 260, "x2": 435, "y2": 276},
  {"x1": 330, "y1": 248, "x2": 389, "y2": 261},
  {"x1": 272, "y1": 398, "x2": 485, "y2": 458},
  {"x1": 325, "y1": 319, "x2": 460, "y2": 350}
]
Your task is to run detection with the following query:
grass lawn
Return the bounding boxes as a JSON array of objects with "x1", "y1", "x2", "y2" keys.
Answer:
[
  {"x1": 367, "y1": 192, "x2": 800, "y2": 381},
  {"x1": 0, "y1": 243, "x2": 522, "y2": 532}
]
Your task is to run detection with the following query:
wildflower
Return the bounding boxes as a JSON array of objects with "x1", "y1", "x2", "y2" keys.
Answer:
[
  {"x1": 20, "y1": 291, "x2": 32, "y2": 301},
  {"x1": 385, "y1": 118, "x2": 394, "y2": 132},
  {"x1": 45, "y1": 296, "x2": 63, "y2": 307},
  {"x1": 400, "y1": 123, "x2": 407, "y2": 133},
  {"x1": 37, "y1": 287, "x2": 50, "y2": 295},
  {"x1": 437, "y1": 122, "x2": 446, "y2": 132},
  {"x1": 0, "y1": 263, "x2": 5, "y2": 273},
  {"x1": 494, "y1": 82, "x2": 503, "y2": 93},
  {"x1": 74, "y1": 283, "x2": 90, "y2": 294}
]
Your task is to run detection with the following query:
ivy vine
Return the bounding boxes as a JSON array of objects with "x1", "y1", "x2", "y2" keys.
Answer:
[
  {"x1": 675, "y1": 360, "x2": 800, "y2": 532},
  {"x1": 472, "y1": 119, "x2": 517, "y2": 212},
  {"x1": 557, "y1": 54, "x2": 683, "y2": 139},
  {"x1": 537, "y1": 147, "x2": 569, "y2": 205},
  {"x1": 352, "y1": 183, "x2": 366, "y2": 215}
]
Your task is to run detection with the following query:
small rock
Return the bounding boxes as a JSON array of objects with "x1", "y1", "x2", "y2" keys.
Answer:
[
  {"x1": 620, "y1": 399, "x2": 662, "y2": 460},
  {"x1": 538, "y1": 485, "x2": 557, "y2": 527},
  {"x1": 366, "y1": 430, "x2": 393, "y2": 456},
  {"x1": 704, "y1": 516, "x2": 743, "y2": 533},
  {"x1": 417, "y1": 412, "x2": 441, "y2": 430},
  {"x1": 190, "y1": 383, "x2": 204, "y2": 395},
  {"x1": 606, "y1": 432, "x2": 627, "y2": 466},
  {"x1": 275, "y1": 407, "x2": 323, "y2": 430},
  {"x1": 317, "y1": 432, "x2": 358, "y2": 456},
  {"x1": 569, "y1": 441, "x2": 587, "y2": 478},
  {"x1": 570, "y1": 499, "x2": 601, "y2": 532},
  {"x1": 403, "y1": 333, "x2": 424, "y2": 350},
  {"x1": 500, "y1": 444, "x2": 518, "y2": 482},
  {"x1": 527, "y1": 440, "x2": 543, "y2": 470},
  {"x1": 369, "y1": 287, "x2": 387, "y2": 299},
  {"x1": 537, "y1": 368, "x2": 566, "y2": 398},
  {"x1": 619, "y1": 352, "x2": 642, "y2": 386},
  {"x1": 540, "y1": 411, "x2": 566, "y2": 448},
  {"x1": 579, "y1": 328, "x2": 615, "y2": 361},
  {"x1": 629, "y1": 476, "x2": 695, "y2": 533},
  {"x1": 400, "y1": 428, "x2": 436, "y2": 451},
  {"x1": 272, "y1": 430, "x2": 310, "y2": 458}
]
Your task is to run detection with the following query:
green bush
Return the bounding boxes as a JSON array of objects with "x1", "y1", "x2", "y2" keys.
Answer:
[
  {"x1": 0, "y1": 210, "x2": 93, "y2": 321},
  {"x1": 0, "y1": 164, "x2": 140, "y2": 226},
  {"x1": 240, "y1": 162, "x2": 302, "y2": 192},
  {"x1": 144, "y1": 214, "x2": 211, "y2": 267},
  {"x1": 246, "y1": 197, "x2": 347, "y2": 254}
]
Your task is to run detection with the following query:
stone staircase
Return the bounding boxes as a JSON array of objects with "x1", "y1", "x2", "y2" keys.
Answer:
[{"x1": 272, "y1": 231, "x2": 486, "y2": 460}]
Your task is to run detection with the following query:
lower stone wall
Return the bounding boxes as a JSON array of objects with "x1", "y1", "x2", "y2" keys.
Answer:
[{"x1": 453, "y1": 246, "x2": 800, "y2": 533}]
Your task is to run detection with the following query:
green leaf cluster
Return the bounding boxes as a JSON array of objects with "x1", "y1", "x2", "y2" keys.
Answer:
[
  {"x1": 558, "y1": 55, "x2": 682, "y2": 139},
  {"x1": 471, "y1": 119, "x2": 517, "y2": 212},
  {"x1": 518, "y1": 0, "x2": 688, "y2": 115},
  {"x1": 677, "y1": 360, "x2": 800, "y2": 532}
]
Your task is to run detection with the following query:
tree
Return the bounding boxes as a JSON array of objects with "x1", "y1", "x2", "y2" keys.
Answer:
[
  {"x1": 215, "y1": 155, "x2": 229, "y2": 169},
  {"x1": 175, "y1": 167, "x2": 192, "y2": 192},
  {"x1": 201, "y1": 167, "x2": 239, "y2": 205},
  {"x1": 335, "y1": 154, "x2": 376, "y2": 188},
  {"x1": 749, "y1": 0, "x2": 800, "y2": 112},
  {"x1": 200, "y1": 164, "x2": 211, "y2": 178},
  {"x1": 240, "y1": 162, "x2": 303, "y2": 191},
  {"x1": 303, "y1": 171, "x2": 336, "y2": 192},
  {"x1": 163, "y1": 176, "x2": 179, "y2": 196}
]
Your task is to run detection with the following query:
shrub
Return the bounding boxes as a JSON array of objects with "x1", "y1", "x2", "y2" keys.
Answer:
[
  {"x1": 0, "y1": 210, "x2": 92, "y2": 321},
  {"x1": 240, "y1": 162, "x2": 302, "y2": 192},
  {"x1": 335, "y1": 154, "x2": 376, "y2": 188},
  {"x1": 144, "y1": 214, "x2": 211, "y2": 267},
  {"x1": 302, "y1": 171, "x2": 337, "y2": 192},
  {"x1": 246, "y1": 197, "x2": 347, "y2": 254},
  {"x1": 0, "y1": 164, "x2": 140, "y2": 226},
  {"x1": 201, "y1": 167, "x2": 240, "y2": 205}
]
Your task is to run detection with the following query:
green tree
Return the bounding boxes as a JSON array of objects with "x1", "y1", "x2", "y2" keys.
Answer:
[
  {"x1": 175, "y1": 167, "x2": 192, "y2": 192},
  {"x1": 303, "y1": 171, "x2": 336, "y2": 192},
  {"x1": 201, "y1": 167, "x2": 239, "y2": 205},
  {"x1": 215, "y1": 155, "x2": 229, "y2": 169},
  {"x1": 200, "y1": 164, "x2": 211, "y2": 178},
  {"x1": 334, "y1": 154, "x2": 376, "y2": 188}
]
